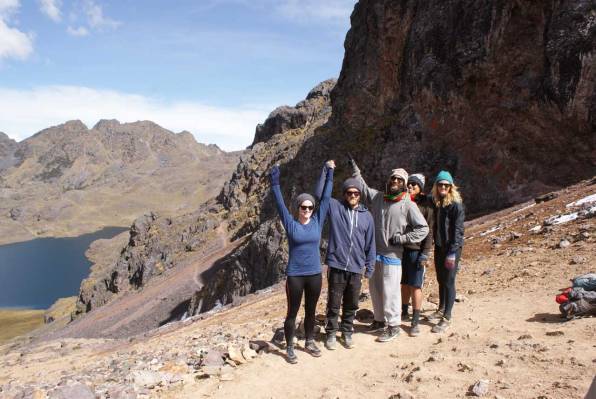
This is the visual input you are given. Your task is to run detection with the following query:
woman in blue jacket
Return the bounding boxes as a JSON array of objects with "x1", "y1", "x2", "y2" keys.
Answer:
[{"x1": 269, "y1": 160, "x2": 334, "y2": 364}]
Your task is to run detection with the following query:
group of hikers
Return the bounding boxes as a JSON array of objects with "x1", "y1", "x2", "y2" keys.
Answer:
[{"x1": 269, "y1": 157, "x2": 465, "y2": 364}]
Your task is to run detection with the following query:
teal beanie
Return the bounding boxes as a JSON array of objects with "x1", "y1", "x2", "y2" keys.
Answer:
[{"x1": 435, "y1": 170, "x2": 454, "y2": 185}]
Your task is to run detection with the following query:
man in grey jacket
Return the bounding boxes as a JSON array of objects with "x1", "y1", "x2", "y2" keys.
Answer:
[
  {"x1": 350, "y1": 159, "x2": 429, "y2": 342},
  {"x1": 314, "y1": 161, "x2": 376, "y2": 350}
]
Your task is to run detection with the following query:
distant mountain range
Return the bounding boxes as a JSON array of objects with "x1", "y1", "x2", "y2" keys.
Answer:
[{"x1": 0, "y1": 120, "x2": 242, "y2": 245}]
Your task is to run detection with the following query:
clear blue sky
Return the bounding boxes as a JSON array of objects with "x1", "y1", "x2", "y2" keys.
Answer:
[{"x1": 0, "y1": 0, "x2": 356, "y2": 150}]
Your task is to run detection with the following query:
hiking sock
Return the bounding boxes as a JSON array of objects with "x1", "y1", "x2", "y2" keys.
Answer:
[{"x1": 412, "y1": 310, "x2": 421, "y2": 325}]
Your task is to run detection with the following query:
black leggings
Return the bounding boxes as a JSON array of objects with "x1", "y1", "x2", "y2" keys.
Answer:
[
  {"x1": 285, "y1": 273, "x2": 322, "y2": 345},
  {"x1": 434, "y1": 246, "x2": 462, "y2": 319}
]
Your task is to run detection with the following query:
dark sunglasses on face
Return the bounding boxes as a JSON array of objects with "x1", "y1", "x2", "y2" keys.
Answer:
[
  {"x1": 345, "y1": 190, "x2": 360, "y2": 197},
  {"x1": 407, "y1": 182, "x2": 418, "y2": 187},
  {"x1": 300, "y1": 205, "x2": 314, "y2": 211},
  {"x1": 437, "y1": 183, "x2": 451, "y2": 189}
]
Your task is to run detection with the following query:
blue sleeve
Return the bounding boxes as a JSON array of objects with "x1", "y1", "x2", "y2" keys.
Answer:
[
  {"x1": 313, "y1": 165, "x2": 328, "y2": 200},
  {"x1": 364, "y1": 214, "x2": 376, "y2": 276},
  {"x1": 272, "y1": 184, "x2": 293, "y2": 232},
  {"x1": 316, "y1": 167, "x2": 334, "y2": 227}
]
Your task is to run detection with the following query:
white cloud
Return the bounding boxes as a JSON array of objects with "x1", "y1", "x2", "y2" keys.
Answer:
[
  {"x1": 39, "y1": 0, "x2": 61, "y2": 22},
  {"x1": 0, "y1": 0, "x2": 20, "y2": 17},
  {"x1": 0, "y1": 86, "x2": 273, "y2": 151},
  {"x1": 275, "y1": 0, "x2": 356, "y2": 24},
  {"x1": 67, "y1": 25, "x2": 88, "y2": 36},
  {"x1": 0, "y1": 0, "x2": 33, "y2": 61},
  {"x1": 83, "y1": 0, "x2": 120, "y2": 30}
]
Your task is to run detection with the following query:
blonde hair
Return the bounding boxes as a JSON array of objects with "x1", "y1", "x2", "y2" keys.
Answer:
[{"x1": 432, "y1": 183, "x2": 462, "y2": 207}]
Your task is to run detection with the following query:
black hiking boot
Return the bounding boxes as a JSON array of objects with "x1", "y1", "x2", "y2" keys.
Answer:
[
  {"x1": 341, "y1": 333, "x2": 354, "y2": 349},
  {"x1": 305, "y1": 340, "x2": 322, "y2": 357},
  {"x1": 367, "y1": 320, "x2": 386, "y2": 333},
  {"x1": 286, "y1": 345, "x2": 298, "y2": 364}
]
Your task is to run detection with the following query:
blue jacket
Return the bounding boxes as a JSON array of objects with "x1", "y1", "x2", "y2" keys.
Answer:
[
  {"x1": 315, "y1": 166, "x2": 376, "y2": 277},
  {"x1": 272, "y1": 166, "x2": 333, "y2": 276}
]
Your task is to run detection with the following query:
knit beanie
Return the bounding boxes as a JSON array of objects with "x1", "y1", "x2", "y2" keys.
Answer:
[
  {"x1": 342, "y1": 177, "x2": 363, "y2": 193},
  {"x1": 294, "y1": 193, "x2": 316, "y2": 209},
  {"x1": 408, "y1": 173, "x2": 425, "y2": 190},
  {"x1": 435, "y1": 170, "x2": 454, "y2": 185},
  {"x1": 390, "y1": 168, "x2": 408, "y2": 183}
]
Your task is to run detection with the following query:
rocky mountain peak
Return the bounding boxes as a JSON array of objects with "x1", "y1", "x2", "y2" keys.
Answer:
[
  {"x1": 92, "y1": 119, "x2": 121, "y2": 132},
  {"x1": 250, "y1": 79, "x2": 336, "y2": 147}
]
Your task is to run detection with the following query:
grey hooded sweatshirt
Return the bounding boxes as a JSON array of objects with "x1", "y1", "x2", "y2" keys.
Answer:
[{"x1": 351, "y1": 161, "x2": 429, "y2": 260}]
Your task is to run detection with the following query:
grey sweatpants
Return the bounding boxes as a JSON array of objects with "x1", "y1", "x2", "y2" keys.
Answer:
[{"x1": 369, "y1": 260, "x2": 402, "y2": 327}]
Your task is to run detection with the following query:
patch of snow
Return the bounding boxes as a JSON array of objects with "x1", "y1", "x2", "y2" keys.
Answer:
[
  {"x1": 546, "y1": 212, "x2": 579, "y2": 225},
  {"x1": 529, "y1": 225, "x2": 542, "y2": 232},
  {"x1": 480, "y1": 225, "x2": 501, "y2": 236},
  {"x1": 514, "y1": 203, "x2": 536, "y2": 213},
  {"x1": 566, "y1": 193, "x2": 596, "y2": 207}
]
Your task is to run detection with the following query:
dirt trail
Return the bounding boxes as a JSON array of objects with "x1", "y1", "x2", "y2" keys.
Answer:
[{"x1": 164, "y1": 279, "x2": 595, "y2": 399}]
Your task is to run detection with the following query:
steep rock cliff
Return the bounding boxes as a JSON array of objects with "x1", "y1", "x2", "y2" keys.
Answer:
[{"x1": 329, "y1": 0, "x2": 595, "y2": 214}]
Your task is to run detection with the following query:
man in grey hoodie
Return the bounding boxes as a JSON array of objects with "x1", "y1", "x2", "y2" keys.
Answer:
[
  {"x1": 314, "y1": 161, "x2": 376, "y2": 350},
  {"x1": 350, "y1": 159, "x2": 429, "y2": 342}
]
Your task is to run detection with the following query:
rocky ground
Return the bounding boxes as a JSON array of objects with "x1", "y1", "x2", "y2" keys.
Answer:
[{"x1": 1, "y1": 178, "x2": 594, "y2": 398}]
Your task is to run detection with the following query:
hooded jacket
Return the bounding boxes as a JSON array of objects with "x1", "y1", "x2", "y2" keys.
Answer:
[
  {"x1": 315, "y1": 166, "x2": 376, "y2": 277},
  {"x1": 405, "y1": 193, "x2": 434, "y2": 258},
  {"x1": 351, "y1": 161, "x2": 429, "y2": 260},
  {"x1": 433, "y1": 200, "x2": 465, "y2": 254}
]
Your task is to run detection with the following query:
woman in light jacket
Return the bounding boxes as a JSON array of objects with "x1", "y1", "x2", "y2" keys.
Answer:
[{"x1": 428, "y1": 170, "x2": 464, "y2": 333}]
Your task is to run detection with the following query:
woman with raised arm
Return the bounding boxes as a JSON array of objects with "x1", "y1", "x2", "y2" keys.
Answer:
[
  {"x1": 269, "y1": 160, "x2": 334, "y2": 364},
  {"x1": 428, "y1": 170, "x2": 465, "y2": 333}
]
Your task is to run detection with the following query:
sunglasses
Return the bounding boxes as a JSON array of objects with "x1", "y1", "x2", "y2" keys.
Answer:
[
  {"x1": 345, "y1": 190, "x2": 360, "y2": 197},
  {"x1": 390, "y1": 176, "x2": 405, "y2": 182},
  {"x1": 407, "y1": 182, "x2": 418, "y2": 187},
  {"x1": 437, "y1": 183, "x2": 451, "y2": 188},
  {"x1": 300, "y1": 205, "x2": 314, "y2": 211}
]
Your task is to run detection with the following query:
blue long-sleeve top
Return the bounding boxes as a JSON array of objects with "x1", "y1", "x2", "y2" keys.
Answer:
[
  {"x1": 314, "y1": 166, "x2": 376, "y2": 277},
  {"x1": 272, "y1": 167, "x2": 333, "y2": 276}
]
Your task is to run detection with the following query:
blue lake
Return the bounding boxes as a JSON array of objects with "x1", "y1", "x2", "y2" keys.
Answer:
[{"x1": 0, "y1": 227, "x2": 128, "y2": 309}]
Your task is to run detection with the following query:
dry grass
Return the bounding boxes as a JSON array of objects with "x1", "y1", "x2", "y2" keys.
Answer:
[{"x1": 0, "y1": 309, "x2": 44, "y2": 344}]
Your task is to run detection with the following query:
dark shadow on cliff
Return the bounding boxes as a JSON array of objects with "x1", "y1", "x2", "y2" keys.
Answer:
[{"x1": 159, "y1": 299, "x2": 191, "y2": 326}]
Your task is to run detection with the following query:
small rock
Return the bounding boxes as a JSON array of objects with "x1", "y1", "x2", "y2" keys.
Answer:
[
  {"x1": 241, "y1": 346, "x2": 258, "y2": 361},
  {"x1": 510, "y1": 232, "x2": 522, "y2": 240},
  {"x1": 496, "y1": 359, "x2": 506, "y2": 367},
  {"x1": 388, "y1": 390, "x2": 415, "y2": 399},
  {"x1": 535, "y1": 192, "x2": 557, "y2": 203},
  {"x1": 219, "y1": 373, "x2": 235, "y2": 381},
  {"x1": 471, "y1": 379, "x2": 489, "y2": 396},
  {"x1": 558, "y1": 239, "x2": 571, "y2": 249},
  {"x1": 48, "y1": 383, "x2": 95, "y2": 399},
  {"x1": 517, "y1": 334, "x2": 532, "y2": 340},
  {"x1": 480, "y1": 268, "x2": 494, "y2": 276},
  {"x1": 570, "y1": 255, "x2": 586, "y2": 265},
  {"x1": 227, "y1": 345, "x2": 246, "y2": 365},
  {"x1": 546, "y1": 331, "x2": 564, "y2": 337},
  {"x1": 457, "y1": 362, "x2": 473, "y2": 372},
  {"x1": 455, "y1": 294, "x2": 468, "y2": 303},
  {"x1": 426, "y1": 351, "x2": 445, "y2": 362},
  {"x1": 106, "y1": 386, "x2": 137, "y2": 399},
  {"x1": 201, "y1": 349, "x2": 225, "y2": 368}
]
